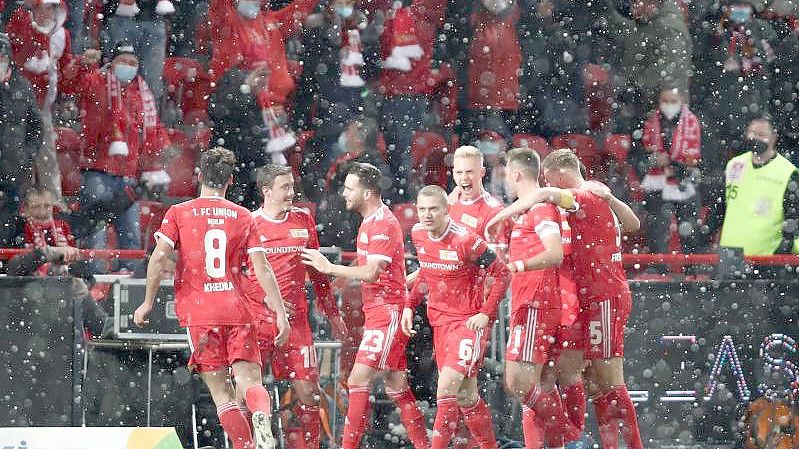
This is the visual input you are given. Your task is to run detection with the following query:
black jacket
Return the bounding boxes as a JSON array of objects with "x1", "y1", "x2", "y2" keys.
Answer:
[{"x1": 0, "y1": 68, "x2": 42, "y2": 187}]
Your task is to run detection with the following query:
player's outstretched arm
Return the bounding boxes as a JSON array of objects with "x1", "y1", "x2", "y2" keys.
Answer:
[
  {"x1": 134, "y1": 238, "x2": 174, "y2": 327},
  {"x1": 581, "y1": 180, "x2": 641, "y2": 232},
  {"x1": 301, "y1": 248, "x2": 388, "y2": 283},
  {"x1": 251, "y1": 251, "x2": 291, "y2": 346},
  {"x1": 307, "y1": 268, "x2": 348, "y2": 341},
  {"x1": 484, "y1": 188, "x2": 575, "y2": 239},
  {"x1": 506, "y1": 232, "x2": 564, "y2": 273}
]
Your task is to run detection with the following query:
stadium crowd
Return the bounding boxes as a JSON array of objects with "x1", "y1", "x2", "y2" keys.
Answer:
[{"x1": 0, "y1": 0, "x2": 798, "y2": 267}]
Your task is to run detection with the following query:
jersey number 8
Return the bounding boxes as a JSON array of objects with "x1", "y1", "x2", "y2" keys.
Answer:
[{"x1": 204, "y1": 229, "x2": 227, "y2": 278}]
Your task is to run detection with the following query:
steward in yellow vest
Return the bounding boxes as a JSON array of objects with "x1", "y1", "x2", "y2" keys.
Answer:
[{"x1": 718, "y1": 117, "x2": 799, "y2": 255}]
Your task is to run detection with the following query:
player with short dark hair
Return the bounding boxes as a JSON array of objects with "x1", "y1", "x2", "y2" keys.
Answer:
[
  {"x1": 301, "y1": 162, "x2": 430, "y2": 449},
  {"x1": 487, "y1": 148, "x2": 644, "y2": 449},
  {"x1": 241, "y1": 164, "x2": 347, "y2": 449},
  {"x1": 402, "y1": 184, "x2": 509, "y2": 449},
  {"x1": 134, "y1": 147, "x2": 290, "y2": 449}
]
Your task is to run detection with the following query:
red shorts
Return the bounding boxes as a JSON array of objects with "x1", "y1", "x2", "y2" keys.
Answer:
[
  {"x1": 551, "y1": 305, "x2": 588, "y2": 357},
  {"x1": 433, "y1": 320, "x2": 491, "y2": 377},
  {"x1": 505, "y1": 306, "x2": 560, "y2": 365},
  {"x1": 255, "y1": 315, "x2": 319, "y2": 381},
  {"x1": 585, "y1": 294, "x2": 631, "y2": 360},
  {"x1": 186, "y1": 324, "x2": 261, "y2": 373},
  {"x1": 355, "y1": 306, "x2": 408, "y2": 371}
]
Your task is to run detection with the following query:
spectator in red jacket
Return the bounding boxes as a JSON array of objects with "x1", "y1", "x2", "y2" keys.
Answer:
[
  {"x1": 377, "y1": 0, "x2": 447, "y2": 198},
  {"x1": 21, "y1": 188, "x2": 79, "y2": 276},
  {"x1": 465, "y1": 0, "x2": 521, "y2": 142},
  {"x1": 64, "y1": 42, "x2": 172, "y2": 271},
  {"x1": 208, "y1": 0, "x2": 317, "y2": 164},
  {"x1": 6, "y1": 0, "x2": 74, "y2": 209}
]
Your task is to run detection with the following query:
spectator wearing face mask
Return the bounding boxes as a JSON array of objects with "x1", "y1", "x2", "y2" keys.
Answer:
[
  {"x1": 62, "y1": 42, "x2": 173, "y2": 271},
  {"x1": 604, "y1": 0, "x2": 692, "y2": 131},
  {"x1": 0, "y1": 33, "x2": 43, "y2": 231},
  {"x1": 631, "y1": 85, "x2": 702, "y2": 256},
  {"x1": 693, "y1": 0, "x2": 777, "y2": 165},
  {"x1": 6, "y1": 0, "x2": 99, "y2": 210},
  {"x1": 705, "y1": 115, "x2": 799, "y2": 255},
  {"x1": 208, "y1": 0, "x2": 318, "y2": 165},
  {"x1": 101, "y1": 0, "x2": 176, "y2": 103}
]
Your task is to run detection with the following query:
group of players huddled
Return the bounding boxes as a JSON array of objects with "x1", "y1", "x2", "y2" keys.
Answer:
[{"x1": 133, "y1": 143, "x2": 644, "y2": 449}]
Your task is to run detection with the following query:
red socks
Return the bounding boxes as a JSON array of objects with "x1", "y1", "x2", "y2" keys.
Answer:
[
  {"x1": 244, "y1": 385, "x2": 273, "y2": 415},
  {"x1": 593, "y1": 385, "x2": 643, "y2": 449},
  {"x1": 295, "y1": 402, "x2": 321, "y2": 449},
  {"x1": 563, "y1": 381, "x2": 586, "y2": 430},
  {"x1": 239, "y1": 404, "x2": 253, "y2": 435},
  {"x1": 460, "y1": 398, "x2": 497, "y2": 449},
  {"x1": 387, "y1": 388, "x2": 431, "y2": 449},
  {"x1": 217, "y1": 402, "x2": 254, "y2": 449},
  {"x1": 535, "y1": 387, "x2": 581, "y2": 443},
  {"x1": 521, "y1": 405, "x2": 543, "y2": 449},
  {"x1": 342, "y1": 386, "x2": 371, "y2": 449},
  {"x1": 431, "y1": 396, "x2": 460, "y2": 449}
]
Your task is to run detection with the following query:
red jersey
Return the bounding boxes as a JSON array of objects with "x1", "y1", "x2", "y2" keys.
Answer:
[
  {"x1": 558, "y1": 207, "x2": 579, "y2": 325},
  {"x1": 241, "y1": 207, "x2": 339, "y2": 321},
  {"x1": 449, "y1": 192, "x2": 508, "y2": 243},
  {"x1": 356, "y1": 204, "x2": 408, "y2": 313},
  {"x1": 567, "y1": 189, "x2": 630, "y2": 301},
  {"x1": 155, "y1": 197, "x2": 263, "y2": 326},
  {"x1": 408, "y1": 220, "x2": 508, "y2": 326},
  {"x1": 507, "y1": 203, "x2": 561, "y2": 314}
]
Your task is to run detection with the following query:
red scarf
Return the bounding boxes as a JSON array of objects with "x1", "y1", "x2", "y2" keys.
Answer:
[
  {"x1": 643, "y1": 106, "x2": 701, "y2": 178},
  {"x1": 107, "y1": 72, "x2": 158, "y2": 147},
  {"x1": 340, "y1": 28, "x2": 365, "y2": 87},
  {"x1": 722, "y1": 23, "x2": 775, "y2": 76},
  {"x1": 23, "y1": 218, "x2": 74, "y2": 276}
]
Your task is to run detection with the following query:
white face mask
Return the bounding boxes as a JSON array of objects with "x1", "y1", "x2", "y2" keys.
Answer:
[
  {"x1": 660, "y1": 103, "x2": 681, "y2": 120},
  {"x1": 237, "y1": 0, "x2": 261, "y2": 18},
  {"x1": 482, "y1": 0, "x2": 509, "y2": 14}
]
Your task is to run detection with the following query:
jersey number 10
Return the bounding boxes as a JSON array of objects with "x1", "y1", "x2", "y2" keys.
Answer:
[{"x1": 204, "y1": 229, "x2": 227, "y2": 278}]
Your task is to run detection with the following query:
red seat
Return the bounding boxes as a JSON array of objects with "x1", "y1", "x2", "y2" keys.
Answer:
[
  {"x1": 391, "y1": 203, "x2": 418, "y2": 237},
  {"x1": 410, "y1": 131, "x2": 449, "y2": 188},
  {"x1": 551, "y1": 134, "x2": 600, "y2": 174},
  {"x1": 55, "y1": 127, "x2": 82, "y2": 197},
  {"x1": 164, "y1": 129, "x2": 198, "y2": 198},
  {"x1": 512, "y1": 134, "x2": 551, "y2": 158}
]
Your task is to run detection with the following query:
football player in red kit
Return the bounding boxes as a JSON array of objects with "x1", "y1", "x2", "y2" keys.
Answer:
[
  {"x1": 499, "y1": 148, "x2": 582, "y2": 449},
  {"x1": 301, "y1": 163, "x2": 430, "y2": 449},
  {"x1": 487, "y1": 148, "x2": 643, "y2": 449},
  {"x1": 401, "y1": 185, "x2": 509, "y2": 449},
  {"x1": 449, "y1": 145, "x2": 508, "y2": 241},
  {"x1": 134, "y1": 147, "x2": 290, "y2": 449},
  {"x1": 239, "y1": 164, "x2": 348, "y2": 449}
]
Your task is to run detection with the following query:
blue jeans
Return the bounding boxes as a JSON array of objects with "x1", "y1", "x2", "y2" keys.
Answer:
[
  {"x1": 106, "y1": 17, "x2": 166, "y2": 102},
  {"x1": 80, "y1": 171, "x2": 141, "y2": 271}
]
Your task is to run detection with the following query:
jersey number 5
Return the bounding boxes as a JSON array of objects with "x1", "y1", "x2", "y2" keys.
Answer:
[{"x1": 204, "y1": 229, "x2": 227, "y2": 278}]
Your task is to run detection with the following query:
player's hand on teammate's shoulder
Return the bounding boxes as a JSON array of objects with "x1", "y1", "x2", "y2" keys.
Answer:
[
  {"x1": 400, "y1": 307, "x2": 416, "y2": 337},
  {"x1": 582, "y1": 180, "x2": 612, "y2": 200},
  {"x1": 301, "y1": 248, "x2": 333, "y2": 274},
  {"x1": 274, "y1": 315, "x2": 291, "y2": 347},
  {"x1": 133, "y1": 302, "x2": 153, "y2": 327},
  {"x1": 466, "y1": 312, "x2": 490, "y2": 330},
  {"x1": 484, "y1": 216, "x2": 502, "y2": 241},
  {"x1": 329, "y1": 316, "x2": 348, "y2": 341}
]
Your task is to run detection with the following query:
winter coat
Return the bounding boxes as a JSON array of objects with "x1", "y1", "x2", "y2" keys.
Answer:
[
  {"x1": 208, "y1": 67, "x2": 270, "y2": 166},
  {"x1": 6, "y1": 0, "x2": 74, "y2": 108},
  {"x1": 0, "y1": 69, "x2": 43, "y2": 187},
  {"x1": 377, "y1": 0, "x2": 447, "y2": 98},
  {"x1": 66, "y1": 68, "x2": 170, "y2": 178},
  {"x1": 606, "y1": 0, "x2": 692, "y2": 100},
  {"x1": 467, "y1": 5, "x2": 522, "y2": 110},
  {"x1": 207, "y1": 0, "x2": 317, "y2": 109}
]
